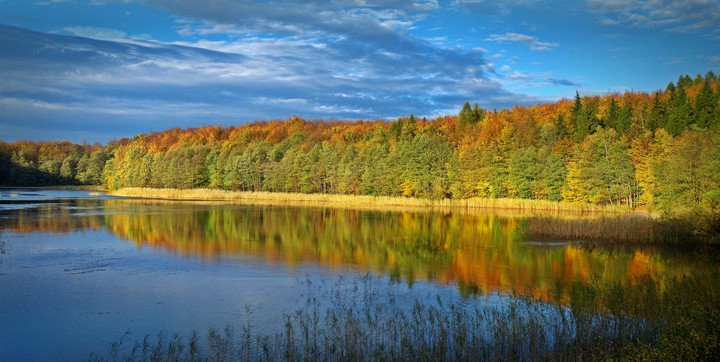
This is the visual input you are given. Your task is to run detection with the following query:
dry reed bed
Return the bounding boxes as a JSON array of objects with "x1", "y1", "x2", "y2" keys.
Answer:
[
  {"x1": 110, "y1": 188, "x2": 625, "y2": 214},
  {"x1": 524, "y1": 215, "x2": 691, "y2": 244}
]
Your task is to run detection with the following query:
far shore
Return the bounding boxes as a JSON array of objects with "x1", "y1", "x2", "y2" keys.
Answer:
[
  {"x1": 109, "y1": 187, "x2": 633, "y2": 214},
  {"x1": 0, "y1": 185, "x2": 104, "y2": 191}
]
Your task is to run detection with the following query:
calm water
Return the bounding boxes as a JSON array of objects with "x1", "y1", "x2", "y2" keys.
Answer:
[{"x1": 0, "y1": 189, "x2": 715, "y2": 360}]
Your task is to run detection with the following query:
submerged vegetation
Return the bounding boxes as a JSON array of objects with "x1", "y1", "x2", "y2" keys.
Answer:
[{"x1": 91, "y1": 272, "x2": 720, "y2": 361}]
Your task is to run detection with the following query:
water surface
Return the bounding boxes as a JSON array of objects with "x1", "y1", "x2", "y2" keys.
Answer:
[{"x1": 0, "y1": 189, "x2": 715, "y2": 360}]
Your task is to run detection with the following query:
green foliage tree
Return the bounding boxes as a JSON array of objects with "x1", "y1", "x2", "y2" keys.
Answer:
[
  {"x1": 666, "y1": 87, "x2": 692, "y2": 136},
  {"x1": 573, "y1": 95, "x2": 600, "y2": 141},
  {"x1": 694, "y1": 80, "x2": 718, "y2": 129},
  {"x1": 507, "y1": 147, "x2": 537, "y2": 199},
  {"x1": 652, "y1": 128, "x2": 720, "y2": 214},
  {"x1": 6, "y1": 72, "x2": 718, "y2": 220},
  {"x1": 459, "y1": 101, "x2": 475, "y2": 126},
  {"x1": 458, "y1": 102, "x2": 484, "y2": 126},
  {"x1": 606, "y1": 98, "x2": 633, "y2": 134},
  {"x1": 564, "y1": 128, "x2": 635, "y2": 206},
  {"x1": 646, "y1": 92, "x2": 666, "y2": 131}
]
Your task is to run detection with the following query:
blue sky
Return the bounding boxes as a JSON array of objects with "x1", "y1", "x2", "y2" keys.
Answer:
[{"x1": 1, "y1": 0, "x2": 719, "y2": 143}]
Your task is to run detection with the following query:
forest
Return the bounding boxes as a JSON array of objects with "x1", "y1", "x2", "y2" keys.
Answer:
[{"x1": 2, "y1": 72, "x2": 719, "y2": 220}]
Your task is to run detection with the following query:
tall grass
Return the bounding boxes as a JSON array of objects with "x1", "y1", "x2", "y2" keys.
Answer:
[
  {"x1": 111, "y1": 187, "x2": 625, "y2": 213},
  {"x1": 91, "y1": 272, "x2": 720, "y2": 361},
  {"x1": 524, "y1": 214, "x2": 699, "y2": 245},
  {"x1": 0, "y1": 230, "x2": 9, "y2": 260}
]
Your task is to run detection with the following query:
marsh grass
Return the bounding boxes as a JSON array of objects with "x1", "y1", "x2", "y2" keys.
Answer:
[
  {"x1": 0, "y1": 231, "x2": 10, "y2": 266},
  {"x1": 91, "y1": 272, "x2": 720, "y2": 361},
  {"x1": 110, "y1": 187, "x2": 625, "y2": 214},
  {"x1": 0, "y1": 232, "x2": 8, "y2": 255},
  {"x1": 524, "y1": 214, "x2": 697, "y2": 245}
]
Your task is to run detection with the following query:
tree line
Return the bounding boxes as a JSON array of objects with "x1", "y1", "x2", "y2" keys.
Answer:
[
  {"x1": 2, "y1": 72, "x2": 719, "y2": 217},
  {"x1": 0, "y1": 141, "x2": 113, "y2": 186}
]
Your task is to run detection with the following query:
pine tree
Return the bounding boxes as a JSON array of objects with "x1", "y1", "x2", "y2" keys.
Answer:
[
  {"x1": 473, "y1": 103, "x2": 485, "y2": 123},
  {"x1": 459, "y1": 101, "x2": 476, "y2": 125},
  {"x1": 574, "y1": 97, "x2": 599, "y2": 141},
  {"x1": 647, "y1": 92, "x2": 666, "y2": 131},
  {"x1": 694, "y1": 80, "x2": 717, "y2": 128},
  {"x1": 606, "y1": 98, "x2": 620, "y2": 132},
  {"x1": 667, "y1": 87, "x2": 691, "y2": 136},
  {"x1": 554, "y1": 114, "x2": 567, "y2": 138}
]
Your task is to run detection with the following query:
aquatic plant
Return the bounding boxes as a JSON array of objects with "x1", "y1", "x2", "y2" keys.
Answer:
[{"x1": 90, "y1": 272, "x2": 720, "y2": 361}]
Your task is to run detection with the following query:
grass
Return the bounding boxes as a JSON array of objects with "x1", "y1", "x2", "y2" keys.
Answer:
[
  {"x1": 90, "y1": 272, "x2": 720, "y2": 361},
  {"x1": 110, "y1": 187, "x2": 627, "y2": 214},
  {"x1": 524, "y1": 214, "x2": 698, "y2": 245},
  {"x1": 0, "y1": 231, "x2": 9, "y2": 256}
]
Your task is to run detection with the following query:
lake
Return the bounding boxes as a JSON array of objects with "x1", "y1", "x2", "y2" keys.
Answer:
[{"x1": 0, "y1": 189, "x2": 717, "y2": 360}]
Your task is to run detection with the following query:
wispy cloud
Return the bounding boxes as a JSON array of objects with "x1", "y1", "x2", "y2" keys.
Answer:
[
  {"x1": 0, "y1": 17, "x2": 534, "y2": 142},
  {"x1": 451, "y1": 0, "x2": 537, "y2": 14},
  {"x1": 587, "y1": 0, "x2": 720, "y2": 34},
  {"x1": 502, "y1": 69, "x2": 579, "y2": 89},
  {"x1": 547, "y1": 78, "x2": 580, "y2": 87},
  {"x1": 486, "y1": 32, "x2": 559, "y2": 51},
  {"x1": 62, "y1": 26, "x2": 127, "y2": 40}
]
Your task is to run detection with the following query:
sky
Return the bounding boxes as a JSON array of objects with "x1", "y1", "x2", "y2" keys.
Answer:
[{"x1": 1, "y1": 0, "x2": 719, "y2": 143}]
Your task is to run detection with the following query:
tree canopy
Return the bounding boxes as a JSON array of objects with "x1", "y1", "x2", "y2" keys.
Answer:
[{"x1": 2, "y1": 72, "x2": 719, "y2": 217}]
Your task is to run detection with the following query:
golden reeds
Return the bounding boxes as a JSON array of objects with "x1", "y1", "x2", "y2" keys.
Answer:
[{"x1": 110, "y1": 187, "x2": 627, "y2": 214}]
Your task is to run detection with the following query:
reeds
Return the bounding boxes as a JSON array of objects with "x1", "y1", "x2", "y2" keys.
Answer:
[
  {"x1": 110, "y1": 187, "x2": 625, "y2": 213},
  {"x1": 0, "y1": 231, "x2": 8, "y2": 256},
  {"x1": 524, "y1": 214, "x2": 695, "y2": 245},
  {"x1": 91, "y1": 272, "x2": 720, "y2": 361}
]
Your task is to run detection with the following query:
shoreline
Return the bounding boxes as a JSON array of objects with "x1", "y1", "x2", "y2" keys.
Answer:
[
  {"x1": 109, "y1": 187, "x2": 631, "y2": 214},
  {"x1": 0, "y1": 185, "x2": 104, "y2": 191}
]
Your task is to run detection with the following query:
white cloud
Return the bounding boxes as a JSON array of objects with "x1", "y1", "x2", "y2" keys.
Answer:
[
  {"x1": 0, "y1": 22, "x2": 541, "y2": 142},
  {"x1": 451, "y1": 0, "x2": 538, "y2": 14},
  {"x1": 486, "y1": 32, "x2": 559, "y2": 51},
  {"x1": 63, "y1": 26, "x2": 127, "y2": 40},
  {"x1": 1, "y1": 0, "x2": 567, "y2": 142},
  {"x1": 587, "y1": 0, "x2": 720, "y2": 34}
]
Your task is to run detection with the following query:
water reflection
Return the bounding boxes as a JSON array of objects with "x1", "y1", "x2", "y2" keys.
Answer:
[{"x1": 2, "y1": 198, "x2": 712, "y2": 300}]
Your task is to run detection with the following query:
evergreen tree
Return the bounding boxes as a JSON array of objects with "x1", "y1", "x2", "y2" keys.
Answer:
[
  {"x1": 617, "y1": 102, "x2": 633, "y2": 134},
  {"x1": 647, "y1": 92, "x2": 666, "y2": 131},
  {"x1": 606, "y1": 98, "x2": 620, "y2": 132},
  {"x1": 574, "y1": 97, "x2": 599, "y2": 141},
  {"x1": 572, "y1": 91, "x2": 582, "y2": 117},
  {"x1": 667, "y1": 87, "x2": 691, "y2": 136},
  {"x1": 554, "y1": 114, "x2": 568, "y2": 138},
  {"x1": 458, "y1": 101, "x2": 476, "y2": 125},
  {"x1": 472, "y1": 103, "x2": 485, "y2": 123},
  {"x1": 694, "y1": 80, "x2": 718, "y2": 129}
]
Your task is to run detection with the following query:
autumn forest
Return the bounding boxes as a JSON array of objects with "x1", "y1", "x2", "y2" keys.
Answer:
[{"x1": 2, "y1": 72, "x2": 719, "y2": 221}]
